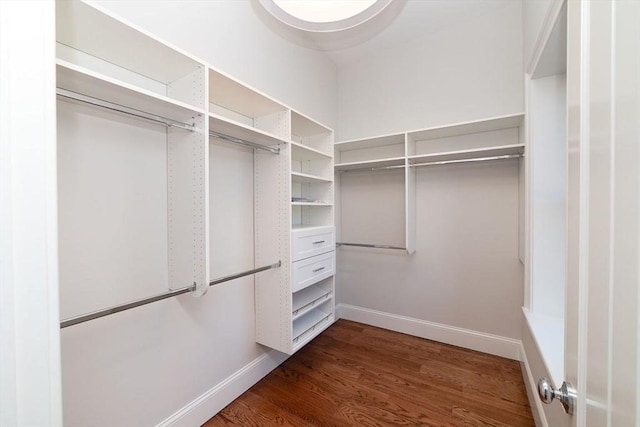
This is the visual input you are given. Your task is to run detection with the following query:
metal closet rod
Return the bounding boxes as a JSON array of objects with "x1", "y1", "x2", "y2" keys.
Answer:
[
  {"x1": 339, "y1": 153, "x2": 522, "y2": 173},
  {"x1": 209, "y1": 130, "x2": 280, "y2": 155},
  {"x1": 337, "y1": 242, "x2": 407, "y2": 250},
  {"x1": 60, "y1": 261, "x2": 281, "y2": 329},
  {"x1": 56, "y1": 88, "x2": 196, "y2": 132}
]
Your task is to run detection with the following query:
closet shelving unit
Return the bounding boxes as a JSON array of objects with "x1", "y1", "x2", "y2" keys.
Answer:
[
  {"x1": 335, "y1": 113, "x2": 525, "y2": 255},
  {"x1": 56, "y1": 0, "x2": 334, "y2": 354},
  {"x1": 286, "y1": 111, "x2": 335, "y2": 353}
]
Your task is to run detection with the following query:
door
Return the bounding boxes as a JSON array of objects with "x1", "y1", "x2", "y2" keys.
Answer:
[{"x1": 562, "y1": 0, "x2": 639, "y2": 425}]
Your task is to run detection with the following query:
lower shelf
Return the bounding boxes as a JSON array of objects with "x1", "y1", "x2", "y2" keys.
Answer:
[
  {"x1": 292, "y1": 304, "x2": 332, "y2": 346},
  {"x1": 292, "y1": 280, "x2": 333, "y2": 320}
]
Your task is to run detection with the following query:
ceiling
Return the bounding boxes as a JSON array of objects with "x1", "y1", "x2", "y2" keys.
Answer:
[{"x1": 253, "y1": 0, "x2": 511, "y2": 67}]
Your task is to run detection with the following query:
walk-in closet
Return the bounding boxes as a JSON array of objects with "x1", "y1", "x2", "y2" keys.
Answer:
[{"x1": 2, "y1": 1, "x2": 639, "y2": 426}]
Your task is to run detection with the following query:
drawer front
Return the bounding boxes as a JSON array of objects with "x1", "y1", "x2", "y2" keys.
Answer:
[
  {"x1": 292, "y1": 227, "x2": 335, "y2": 262},
  {"x1": 292, "y1": 252, "x2": 335, "y2": 293}
]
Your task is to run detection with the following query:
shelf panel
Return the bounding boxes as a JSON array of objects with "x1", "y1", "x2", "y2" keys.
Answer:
[
  {"x1": 291, "y1": 141, "x2": 332, "y2": 161},
  {"x1": 56, "y1": 0, "x2": 202, "y2": 85},
  {"x1": 292, "y1": 306, "x2": 332, "y2": 342},
  {"x1": 334, "y1": 133, "x2": 405, "y2": 152},
  {"x1": 291, "y1": 224, "x2": 335, "y2": 232},
  {"x1": 292, "y1": 287, "x2": 333, "y2": 320},
  {"x1": 291, "y1": 202, "x2": 333, "y2": 207},
  {"x1": 209, "y1": 113, "x2": 287, "y2": 148},
  {"x1": 57, "y1": 60, "x2": 203, "y2": 123},
  {"x1": 334, "y1": 157, "x2": 405, "y2": 171},
  {"x1": 291, "y1": 110, "x2": 331, "y2": 138},
  {"x1": 408, "y1": 144, "x2": 525, "y2": 164},
  {"x1": 408, "y1": 113, "x2": 524, "y2": 142},
  {"x1": 291, "y1": 172, "x2": 332, "y2": 184},
  {"x1": 209, "y1": 69, "x2": 287, "y2": 118}
]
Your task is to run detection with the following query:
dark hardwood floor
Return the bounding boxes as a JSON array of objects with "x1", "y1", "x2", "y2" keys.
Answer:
[{"x1": 203, "y1": 320, "x2": 535, "y2": 426}]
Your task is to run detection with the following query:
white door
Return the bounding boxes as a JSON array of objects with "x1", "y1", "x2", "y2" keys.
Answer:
[{"x1": 560, "y1": 0, "x2": 639, "y2": 425}]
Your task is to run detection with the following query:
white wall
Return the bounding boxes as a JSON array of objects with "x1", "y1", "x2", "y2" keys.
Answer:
[
  {"x1": 337, "y1": 0, "x2": 523, "y2": 140},
  {"x1": 338, "y1": 159, "x2": 524, "y2": 342},
  {"x1": 522, "y1": 0, "x2": 555, "y2": 71},
  {"x1": 94, "y1": 0, "x2": 338, "y2": 129},
  {"x1": 335, "y1": 0, "x2": 525, "y2": 351}
]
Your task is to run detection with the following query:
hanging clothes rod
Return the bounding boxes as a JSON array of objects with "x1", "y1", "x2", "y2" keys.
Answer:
[
  {"x1": 339, "y1": 153, "x2": 522, "y2": 173},
  {"x1": 60, "y1": 261, "x2": 281, "y2": 329},
  {"x1": 56, "y1": 88, "x2": 196, "y2": 132},
  {"x1": 337, "y1": 242, "x2": 406, "y2": 250},
  {"x1": 409, "y1": 153, "x2": 522, "y2": 168},
  {"x1": 209, "y1": 261, "x2": 281, "y2": 286},
  {"x1": 209, "y1": 130, "x2": 280, "y2": 154}
]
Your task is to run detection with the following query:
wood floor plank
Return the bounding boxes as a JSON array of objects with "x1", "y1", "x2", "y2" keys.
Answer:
[{"x1": 203, "y1": 320, "x2": 535, "y2": 427}]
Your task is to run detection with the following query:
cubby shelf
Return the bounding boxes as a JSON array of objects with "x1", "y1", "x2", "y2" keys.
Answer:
[{"x1": 291, "y1": 141, "x2": 332, "y2": 160}]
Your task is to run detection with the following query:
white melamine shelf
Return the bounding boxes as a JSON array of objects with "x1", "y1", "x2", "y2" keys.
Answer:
[
  {"x1": 334, "y1": 157, "x2": 405, "y2": 171},
  {"x1": 292, "y1": 306, "x2": 332, "y2": 342},
  {"x1": 209, "y1": 113, "x2": 287, "y2": 148},
  {"x1": 291, "y1": 172, "x2": 332, "y2": 184},
  {"x1": 334, "y1": 133, "x2": 405, "y2": 152},
  {"x1": 291, "y1": 141, "x2": 332, "y2": 160},
  {"x1": 408, "y1": 144, "x2": 525, "y2": 164},
  {"x1": 291, "y1": 224, "x2": 333, "y2": 232},
  {"x1": 291, "y1": 202, "x2": 333, "y2": 207},
  {"x1": 291, "y1": 110, "x2": 332, "y2": 137},
  {"x1": 56, "y1": 0, "x2": 202, "y2": 85},
  {"x1": 292, "y1": 287, "x2": 332, "y2": 320},
  {"x1": 57, "y1": 60, "x2": 204, "y2": 122},
  {"x1": 209, "y1": 69, "x2": 287, "y2": 119},
  {"x1": 408, "y1": 113, "x2": 524, "y2": 141}
]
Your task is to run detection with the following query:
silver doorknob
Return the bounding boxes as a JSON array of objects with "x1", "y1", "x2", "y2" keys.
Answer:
[{"x1": 537, "y1": 377, "x2": 576, "y2": 415}]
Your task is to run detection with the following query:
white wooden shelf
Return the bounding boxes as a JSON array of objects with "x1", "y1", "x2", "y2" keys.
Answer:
[
  {"x1": 292, "y1": 286, "x2": 333, "y2": 320},
  {"x1": 291, "y1": 202, "x2": 333, "y2": 207},
  {"x1": 335, "y1": 113, "x2": 525, "y2": 256},
  {"x1": 291, "y1": 141, "x2": 332, "y2": 161},
  {"x1": 408, "y1": 144, "x2": 525, "y2": 164},
  {"x1": 291, "y1": 110, "x2": 332, "y2": 138},
  {"x1": 291, "y1": 171, "x2": 332, "y2": 184},
  {"x1": 292, "y1": 306, "x2": 332, "y2": 343},
  {"x1": 56, "y1": 0, "x2": 202, "y2": 88},
  {"x1": 407, "y1": 113, "x2": 524, "y2": 141},
  {"x1": 209, "y1": 113, "x2": 287, "y2": 148},
  {"x1": 209, "y1": 68, "x2": 287, "y2": 120},
  {"x1": 57, "y1": 60, "x2": 204, "y2": 123},
  {"x1": 334, "y1": 133, "x2": 405, "y2": 152},
  {"x1": 291, "y1": 224, "x2": 334, "y2": 232},
  {"x1": 334, "y1": 157, "x2": 405, "y2": 171}
]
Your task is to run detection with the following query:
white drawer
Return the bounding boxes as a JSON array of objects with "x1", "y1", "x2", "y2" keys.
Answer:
[
  {"x1": 292, "y1": 251, "x2": 334, "y2": 293},
  {"x1": 292, "y1": 226, "x2": 335, "y2": 262}
]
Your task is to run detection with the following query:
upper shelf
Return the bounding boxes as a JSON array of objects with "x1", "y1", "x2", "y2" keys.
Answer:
[
  {"x1": 291, "y1": 141, "x2": 332, "y2": 161},
  {"x1": 56, "y1": 60, "x2": 204, "y2": 123},
  {"x1": 334, "y1": 133, "x2": 405, "y2": 152},
  {"x1": 209, "y1": 113, "x2": 287, "y2": 149},
  {"x1": 291, "y1": 172, "x2": 332, "y2": 184},
  {"x1": 56, "y1": 0, "x2": 204, "y2": 108},
  {"x1": 407, "y1": 113, "x2": 524, "y2": 142}
]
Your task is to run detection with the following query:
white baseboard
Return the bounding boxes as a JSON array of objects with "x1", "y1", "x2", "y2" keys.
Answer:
[
  {"x1": 157, "y1": 350, "x2": 289, "y2": 427},
  {"x1": 336, "y1": 303, "x2": 522, "y2": 361},
  {"x1": 519, "y1": 343, "x2": 548, "y2": 427}
]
